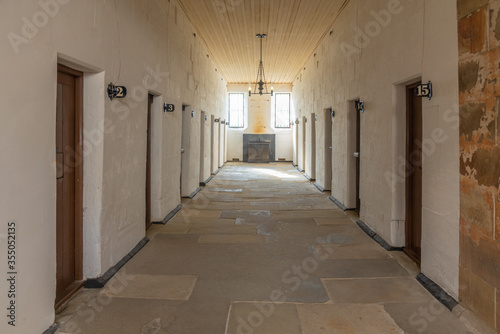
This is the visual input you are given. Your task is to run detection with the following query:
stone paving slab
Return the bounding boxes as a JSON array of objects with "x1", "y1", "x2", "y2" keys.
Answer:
[
  {"x1": 159, "y1": 224, "x2": 190, "y2": 234},
  {"x1": 198, "y1": 234, "x2": 266, "y2": 244},
  {"x1": 234, "y1": 193, "x2": 319, "y2": 198},
  {"x1": 383, "y1": 302, "x2": 473, "y2": 334},
  {"x1": 314, "y1": 217, "x2": 352, "y2": 226},
  {"x1": 316, "y1": 230, "x2": 375, "y2": 244},
  {"x1": 235, "y1": 217, "x2": 317, "y2": 225},
  {"x1": 206, "y1": 188, "x2": 243, "y2": 192},
  {"x1": 270, "y1": 210, "x2": 346, "y2": 218},
  {"x1": 189, "y1": 196, "x2": 243, "y2": 203},
  {"x1": 315, "y1": 243, "x2": 391, "y2": 260},
  {"x1": 168, "y1": 217, "x2": 236, "y2": 225},
  {"x1": 184, "y1": 202, "x2": 253, "y2": 210},
  {"x1": 189, "y1": 225, "x2": 257, "y2": 234},
  {"x1": 101, "y1": 274, "x2": 198, "y2": 301},
  {"x1": 250, "y1": 201, "x2": 288, "y2": 207},
  {"x1": 322, "y1": 277, "x2": 435, "y2": 304},
  {"x1": 226, "y1": 303, "x2": 302, "y2": 334},
  {"x1": 58, "y1": 299, "x2": 186, "y2": 334},
  {"x1": 220, "y1": 210, "x2": 272, "y2": 219},
  {"x1": 297, "y1": 303, "x2": 403, "y2": 334},
  {"x1": 314, "y1": 259, "x2": 411, "y2": 278},
  {"x1": 177, "y1": 209, "x2": 222, "y2": 217}
]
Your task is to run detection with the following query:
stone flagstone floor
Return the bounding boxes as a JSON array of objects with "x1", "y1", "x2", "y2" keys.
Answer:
[{"x1": 54, "y1": 163, "x2": 473, "y2": 334}]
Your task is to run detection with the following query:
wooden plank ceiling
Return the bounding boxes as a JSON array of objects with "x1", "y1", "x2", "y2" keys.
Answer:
[{"x1": 177, "y1": 0, "x2": 348, "y2": 84}]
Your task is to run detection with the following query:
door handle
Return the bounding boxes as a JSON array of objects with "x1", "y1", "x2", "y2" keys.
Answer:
[
  {"x1": 181, "y1": 149, "x2": 185, "y2": 153},
  {"x1": 353, "y1": 152, "x2": 359, "y2": 158},
  {"x1": 329, "y1": 146, "x2": 332, "y2": 150}
]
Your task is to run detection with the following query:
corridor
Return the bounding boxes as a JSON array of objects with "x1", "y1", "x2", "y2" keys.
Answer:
[{"x1": 55, "y1": 163, "x2": 471, "y2": 334}]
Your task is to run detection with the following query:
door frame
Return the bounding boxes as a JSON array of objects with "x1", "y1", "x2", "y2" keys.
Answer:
[{"x1": 56, "y1": 64, "x2": 84, "y2": 308}]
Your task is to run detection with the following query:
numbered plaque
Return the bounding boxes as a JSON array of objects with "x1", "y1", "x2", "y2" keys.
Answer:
[
  {"x1": 415, "y1": 81, "x2": 432, "y2": 100},
  {"x1": 107, "y1": 83, "x2": 127, "y2": 100},
  {"x1": 164, "y1": 103, "x2": 175, "y2": 112}
]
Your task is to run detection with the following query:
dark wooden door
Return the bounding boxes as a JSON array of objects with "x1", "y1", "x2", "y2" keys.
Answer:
[
  {"x1": 146, "y1": 94, "x2": 153, "y2": 228},
  {"x1": 200, "y1": 112, "x2": 205, "y2": 183},
  {"x1": 355, "y1": 101, "x2": 361, "y2": 215},
  {"x1": 210, "y1": 115, "x2": 215, "y2": 174},
  {"x1": 218, "y1": 119, "x2": 222, "y2": 168},
  {"x1": 56, "y1": 66, "x2": 83, "y2": 306},
  {"x1": 295, "y1": 119, "x2": 299, "y2": 166},
  {"x1": 302, "y1": 116, "x2": 306, "y2": 170},
  {"x1": 405, "y1": 82, "x2": 423, "y2": 264},
  {"x1": 310, "y1": 113, "x2": 316, "y2": 180},
  {"x1": 324, "y1": 108, "x2": 333, "y2": 191}
]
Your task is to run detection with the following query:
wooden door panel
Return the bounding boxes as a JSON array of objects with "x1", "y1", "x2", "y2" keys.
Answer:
[
  {"x1": 200, "y1": 112, "x2": 205, "y2": 182},
  {"x1": 324, "y1": 108, "x2": 333, "y2": 191},
  {"x1": 56, "y1": 73, "x2": 77, "y2": 299},
  {"x1": 56, "y1": 66, "x2": 83, "y2": 306},
  {"x1": 355, "y1": 102, "x2": 361, "y2": 215},
  {"x1": 146, "y1": 94, "x2": 153, "y2": 228},
  {"x1": 302, "y1": 117, "x2": 306, "y2": 170},
  {"x1": 405, "y1": 82, "x2": 423, "y2": 264}
]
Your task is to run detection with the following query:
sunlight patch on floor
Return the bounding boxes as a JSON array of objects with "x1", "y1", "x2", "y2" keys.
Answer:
[{"x1": 254, "y1": 168, "x2": 302, "y2": 179}]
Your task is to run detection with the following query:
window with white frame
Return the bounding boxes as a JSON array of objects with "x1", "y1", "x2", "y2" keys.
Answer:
[
  {"x1": 274, "y1": 93, "x2": 291, "y2": 128},
  {"x1": 228, "y1": 93, "x2": 244, "y2": 128}
]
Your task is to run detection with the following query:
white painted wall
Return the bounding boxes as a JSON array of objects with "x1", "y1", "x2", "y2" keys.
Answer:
[
  {"x1": 227, "y1": 84, "x2": 294, "y2": 162},
  {"x1": 0, "y1": 0, "x2": 227, "y2": 332},
  {"x1": 292, "y1": 0, "x2": 460, "y2": 297}
]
